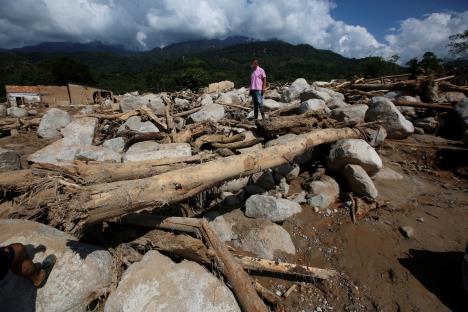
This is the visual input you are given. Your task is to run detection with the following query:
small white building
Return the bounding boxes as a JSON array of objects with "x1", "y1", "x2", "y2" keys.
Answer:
[{"x1": 5, "y1": 86, "x2": 41, "y2": 106}]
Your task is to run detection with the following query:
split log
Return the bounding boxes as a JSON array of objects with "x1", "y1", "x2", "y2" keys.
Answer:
[
  {"x1": 118, "y1": 131, "x2": 168, "y2": 152},
  {"x1": 137, "y1": 106, "x2": 168, "y2": 132},
  {"x1": 393, "y1": 100, "x2": 453, "y2": 110},
  {"x1": 193, "y1": 133, "x2": 246, "y2": 150},
  {"x1": 171, "y1": 122, "x2": 214, "y2": 143},
  {"x1": 200, "y1": 219, "x2": 268, "y2": 312},
  {"x1": 173, "y1": 106, "x2": 202, "y2": 117},
  {"x1": 256, "y1": 112, "x2": 329, "y2": 136},
  {"x1": 44, "y1": 127, "x2": 368, "y2": 233}
]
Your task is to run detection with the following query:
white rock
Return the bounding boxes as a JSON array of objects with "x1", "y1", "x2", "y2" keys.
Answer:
[
  {"x1": 207, "y1": 80, "x2": 235, "y2": 93},
  {"x1": 328, "y1": 139, "x2": 383, "y2": 175},
  {"x1": 119, "y1": 93, "x2": 165, "y2": 114},
  {"x1": 103, "y1": 137, "x2": 125, "y2": 153},
  {"x1": 28, "y1": 109, "x2": 38, "y2": 116},
  {"x1": 77, "y1": 145, "x2": 122, "y2": 162},
  {"x1": 28, "y1": 139, "x2": 80, "y2": 165},
  {"x1": 331, "y1": 105, "x2": 368, "y2": 123},
  {"x1": 343, "y1": 164, "x2": 378, "y2": 199},
  {"x1": 61, "y1": 117, "x2": 98, "y2": 146},
  {"x1": 189, "y1": 104, "x2": 225, "y2": 123},
  {"x1": 0, "y1": 219, "x2": 112, "y2": 312},
  {"x1": 124, "y1": 142, "x2": 191, "y2": 162},
  {"x1": 174, "y1": 97, "x2": 190, "y2": 109},
  {"x1": 372, "y1": 167, "x2": 404, "y2": 180},
  {"x1": 298, "y1": 99, "x2": 330, "y2": 114},
  {"x1": 117, "y1": 116, "x2": 159, "y2": 134},
  {"x1": 219, "y1": 177, "x2": 250, "y2": 193},
  {"x1": 7, "y1": 107, "x2": 27, "y2": 118},
  {"x1": 263, "y1": 99, "x2": 286, "y2": 111},
  {"x1": 198, "y1": 94, "x2": 213, "y2": 106},
  {"x1": 281, "y1": 78, "x2": 310, "y2": 102},
  {"x1": 454, "y1": 98, "x2": 468, "y2": 129},
  {"x1": 365, "y1": 97, "x2": 414, "y2": 139},
  {"x1": 0, "y1": 148, "x2": 21, "y2": 171},
  {"x1": 245, "y1": 194, "x2": 302, "y2": 222},
  {"x1": 37, "y1": 108, "x2": 71, "y2": 139},
  {"x1": 306, "y1": 175, "x2": 339, "y2": 209},
  {"x1": 104, "y1": 251, "x2": 240, "y2": 312}
]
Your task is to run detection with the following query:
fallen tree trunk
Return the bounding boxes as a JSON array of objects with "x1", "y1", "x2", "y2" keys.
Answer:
[
  {"x1": 393, "y1": 100, "x2": 454, "y2": 110},
  {"x1": 45, "y1": 127, "x2": 367, "y2": 233}
]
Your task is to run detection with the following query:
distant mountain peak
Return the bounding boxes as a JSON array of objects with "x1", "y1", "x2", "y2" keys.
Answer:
[{"x1": 9, "y1": 40, "x2": 132, "y2": 55}]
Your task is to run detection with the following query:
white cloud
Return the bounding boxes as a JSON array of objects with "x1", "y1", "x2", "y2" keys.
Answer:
[
  {"x1": 0, "y1": 0, "x2": 466, "y2": 62},
  {"x1": 384, "y1": 11, "x2": 468, "y2": 62}
]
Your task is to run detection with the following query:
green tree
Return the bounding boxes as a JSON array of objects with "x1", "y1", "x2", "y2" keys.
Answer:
[
  {"x1": 39, "y1": 57, "x2": 94, "y2": 85},
  {"x1": 419, "y1": 52, "x2": 444, "y2": 74},
  {"x1": 448, "y1": 29, "x2": 468, "y2": 59},
  {"x1": 389, "y1": 54, "x2": 400, "y2": 64}
]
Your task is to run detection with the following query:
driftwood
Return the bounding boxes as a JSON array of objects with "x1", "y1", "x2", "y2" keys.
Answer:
[
  {"x1": 42, "y1": 127, "x2": 367, "y2": 233},
  {"x1": 173, "y1": 106, "x2": 202, "y2": 117},
  {"x1": 393, "y1": 100, "x2": 454, "y2": 110},
  {"x1": 171, "y1": 122, "x2": 213, "y2": 143},
  {"x1": 162, "y1": 96, "x2": 175, "y2": 132},
  {"x1": 193, "y1": 133, "x2": 246, "y2": 150}
]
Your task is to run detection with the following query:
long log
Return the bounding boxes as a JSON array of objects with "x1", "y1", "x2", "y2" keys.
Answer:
[
  {"x1": 348, "y1": 80, "x2": 418, "y2": 91},
  {"x1": 393, "y1": 100, "x2": 453, "y2": 110},
  {"x1": 46, "y1": 127, "x2": 367, "y2": 233}
]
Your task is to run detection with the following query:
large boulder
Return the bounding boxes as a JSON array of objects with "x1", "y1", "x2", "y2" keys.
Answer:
[
  {"x1": 209, "y1": 210, "x2": 295, "y2": 260},
  {"x1": 117, "y1": 116, "x2": 159, "y2": 134},
  {"x1": 189, "y1": 104, "x2": 225, "y2": 123},
  {"x1": 263, "y1": 99, "x2": 286, "y2": 111},
  {"x1": 264, "y1": 89, "x2": 281, "y2": 101},
  {"x1": 306, "y1": 175, "x2": 339, "y2": 209},
  {"x1": 198, "y1": 94, "x2": 213, "y2": 106},
  {"x1": 61, "y1": 117, "x2": 98, "y2": 146},
  {"x1": 245, "y1": 194, "x2": 302, "y2": 222},
  {"x1": 102, "y1": 137, "x2": 125, "y2": 153},
  {"x1": 0, "y1": 148, "x2": 21, "y2": 171},
  {"x1": 207, "y1": 80, "x2": 235, "y2": 93},
  {"x1": 104, "y1": 250, "x2": 240, "y2": 312},
  {"x1": 300, "y1": 88, "x2": 332, "y2": 103},
  {"x1": 454, "y1": 98, "x2": 468, "y2": 130},
  {"x1": 365, "y1": 97, "x2": 414, "y2": 139},
  {"x1": 328, "y1": 139, "x2": 383, "y2": 175},
  {"x1": 331, "y1": 104, "x2": 368, "y2": 123},
  {"x1": 124, "y1": 142, "x2": 191, "y2": 162},
  {"x1": 438, "y1": 91, "x2": 465, "y2": 103},
  {"x1": 76, "y1": 145, "x2": 122, "y2": 162},
  {"x1": 37, "y1": 108, "x2": 71, "y2": 139},
  {"x1": 281, "y1": 78, "x2": 310, "y2": 102},
  {"x1": 298, "y1": 99, "x2": 330, "y2": 114},
  {"x1": 7, "y1": 107, "x2": 27, "y2": 118},
  {"x1": 28, "y1": 139, "x2": 80, "y2": 165},
  {"x1": 343, "y1": 164, "x2": 378, "y2": 199},
  {"x1": 0, "y1": 219, "x2": 112, "y2": 312},
  {"x1": 217, "y1": 91, "x2": 243, "y2": 106},
  {"x1": 119, "y1": 93, "x2": 165, "y2": 115}
]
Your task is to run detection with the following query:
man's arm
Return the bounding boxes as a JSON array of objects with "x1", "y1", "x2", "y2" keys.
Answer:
[{"x1": 262, "y1": 75, "x2": 267, "y2": 95}]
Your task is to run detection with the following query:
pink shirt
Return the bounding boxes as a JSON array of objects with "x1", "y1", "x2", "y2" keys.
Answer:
[{"x1": 250, "y1": 66, "x2": 266, "y2": 90}]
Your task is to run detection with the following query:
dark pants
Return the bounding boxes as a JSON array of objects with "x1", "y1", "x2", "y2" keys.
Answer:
[
  {"x1": 0, "y1": 246, "x2": 15, "y2": 280},
  {"x1": 250, "y1": 90, "x2": 264, "y2": 119}
]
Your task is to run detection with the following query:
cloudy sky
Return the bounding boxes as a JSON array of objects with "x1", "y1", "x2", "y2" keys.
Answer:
[{"x1": 1, "y1": 0, "x2": 467, "y2": 62}]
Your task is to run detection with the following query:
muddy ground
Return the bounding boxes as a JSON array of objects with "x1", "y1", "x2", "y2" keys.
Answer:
[{"x1": 1, "y1": 127, "x2": 467, "y2": 312}]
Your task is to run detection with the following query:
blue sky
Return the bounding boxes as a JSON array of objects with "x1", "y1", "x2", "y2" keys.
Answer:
[
  {"x1": 332, "y1": 0, "x2": 468, "y2": 41},
  {"x1": 0, "y1": 0, "x2": 467, "y2": 62}
]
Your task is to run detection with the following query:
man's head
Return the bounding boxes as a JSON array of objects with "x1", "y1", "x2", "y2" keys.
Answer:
[{"x1": 251, "y1": 59, "x2": 259, "y2": 70}]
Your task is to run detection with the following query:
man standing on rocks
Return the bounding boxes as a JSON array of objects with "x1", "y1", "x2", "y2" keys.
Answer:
[{"x1": 250, "y1": 59, "x2": 267, "y2": 120}]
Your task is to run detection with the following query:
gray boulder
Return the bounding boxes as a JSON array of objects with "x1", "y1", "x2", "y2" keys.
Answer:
[
  {"x1": 124, "y1": 142, "x2": 191, "y2": 162},
  {"x1": 102, "y1": 137, "x2": 125, "y2": 153},
  {"x1": 298, "y1": 99, "x2": 330, "y2": 114},
  {"x1": 454, "y1": 98, "x2": 468, "y2": 130},
  {"x1": 37, "y1": 108, "x2": 71, "y2": 139},
  {"x1": 414, "y1": 117, "x2": 438, "y2": 134},
  {"x1": 189, "y1": 104, "x2": 225, "y2": 123},
  {"x1": 61, "y1": 117, "x2": 98, "y2": 146},
  {"x1": 120, "y1": 93, "x2": 165, "y2": 114},
  {"x1": 117, "y1": 116, "x2": 159, "y2": 134},
  {"x1": 343, "y1": 164, "x2": 378, "y2": 199},
  {"x1": 209, "y1": 210, "x2": 295, "y2": 260},
  {"x1": 198, "y1": 94, "x2": 213, "y2": 106},
  {"x1": 300, "y1": 88, "x2": 332, "y2": 103},
  {"x1": 281, "y1": 78, "x2": 310, "y2": 102},
  {"x1": 0, "y1": 219, "x2": 112, "y2": 312},
  {"x1": 104, "y1": 251, "x2": 240, "y2": 312},
  {"x1": 264, "y1": 89, "x2": 281, "y2": 101},
  {"x1": 331, "y1": 104, "x2": 368, "y2": 123},
  {"x1": 28, "y1": 139, "x2": 80, "y2": 165},
  {"x1": 328, "y1": 139, "x2": 383, "y2": 175},
  {"x1": 438, "y1": 91, "x2": 465, "y2": 103},
  {"x1": 245, "y1": 194, "x2": 302, "y2": 222},
  {"x1": 27, "y1": 109, "x2": 38, "y2": 116},
  {"x1": 0, "y1": 148, "x2": 21, "y2": 171},
  {"x1": 76, "y1": 145, "x2": 122, "y2": 162},
  {"x1": 7, "y1": 107, "x2": 27, "y2": 118},
  {"x1": 174, "y1": 97, "x2": 190, "y2": 109},
  {"x1": 263, "y1": 99, "x2": 286, "y2": 111},
  {"x1": 372, "y1": 167, "x2": 404, "y2": 180},
  {"x1": 306, "y1": 175, "x2": 339, "y2": 209},
  {"x1": 365, "y1": 97, "x2": 414, "y2": 139}
]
